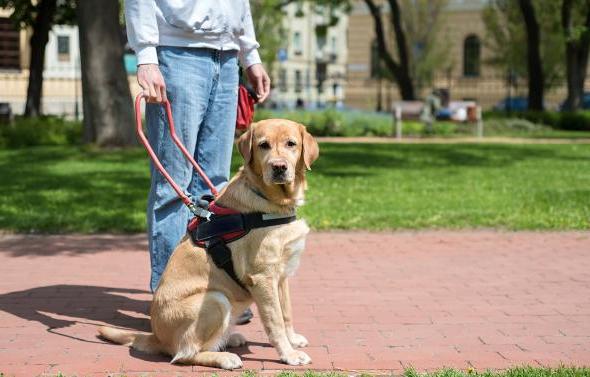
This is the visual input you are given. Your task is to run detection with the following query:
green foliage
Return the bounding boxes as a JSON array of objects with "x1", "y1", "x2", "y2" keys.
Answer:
[
  {"x1": 1, "y1": 143, "x2": 589, "y2": 232},
  {"x1": 401, "y1": 0, "x2": 452, "y2": 89},
  {"x1": 482, "y1": 0, "x2": 565, "y2": 89},
  {"x1": 563, "y1": 1, "x2": 590, "y2": 44},
  {"x1": 258, "y1": 0, "x2": 351, "y2": 70},
  {"x1": 0, "y1": 116, "x2": 82, "y2": 148},
  {"x1": 404, "y1": 366, "x2": 590, "y2": 377},
  {"x1": 255, "y1": 109, "x2": 463, "y2": 137},
  {"x1": 485, "y1": 110, "x2": 590, "y2": 131},
  {"x1": 0, "y1": 0, "x2": 76, "y2": 28},
  {"x1": 256, "y1": 108, "x2": 590, "y2": 137},
  {"x1": 251, "y1": 0, "x2": 287, "y2": 75}
]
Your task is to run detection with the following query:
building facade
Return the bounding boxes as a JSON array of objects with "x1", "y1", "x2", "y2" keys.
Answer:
[
  {"x1": 1, "y1": 4, "x2": 348, "y2": 116},
  {"x1": 270, "y1": 2, "x2": 348, "y2": 109},
  {"x1": 0, "y1": 10, "x2": 87, "y2": 116},
  {"x1": 345, "y1": 0, "x2": 579, "y2": 110},
  {"x1": 0, "y1": 12, "x2": 140, "y2": 117}
]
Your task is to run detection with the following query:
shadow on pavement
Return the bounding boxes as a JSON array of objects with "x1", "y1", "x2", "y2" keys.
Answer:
[
  {"x1": 0, "y1": 284, "x2": 151, "y2": 334},
  {"x1": 0, "y1": 235, "x2": 147, "y2": 257}
]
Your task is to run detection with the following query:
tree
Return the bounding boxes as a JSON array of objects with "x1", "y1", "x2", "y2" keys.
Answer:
[
  {"x1": 251, "y1": 0, "x2": 287, "y2": 81},
  {"x1": 362, "y1": 0, "x2": 449, "y2": 100},
  {"x1": 561, "y1": 0, "x2": 590, "y2": 111},
  {"x1": 483, "y1": 0, "x2": 564, "y2": 105},
  {"x1": 399, "y1": 0, "x2": 450, "y2": 92},
  {"x1": 77, "y1": 0, "x2": 135, "y2": 146},
  {"x1": 364, "y1": 0, "x2": 415, "y2": 100},
  {"x1": 0, "y1": 0, "x2": 76, "y2": 117},
  {"x1": 518, "y1": 0, "x2": 544, "y2": 110}
]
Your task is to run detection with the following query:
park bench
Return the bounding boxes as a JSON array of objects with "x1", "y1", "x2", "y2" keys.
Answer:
[{"x1": 391, "y1": 100, "x2": 483, "y2": 139}]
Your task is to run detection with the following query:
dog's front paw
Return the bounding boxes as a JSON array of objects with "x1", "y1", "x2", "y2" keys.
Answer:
[
  {"x1": 281, "y1": 350, "x2": 312, "y2": 366},
  {"x1": 227, "y1": 333, "x2": 247, "y2": 348},
  {"x1": 289, "y1": 333, "x2": 309, "y2": 348},
  {"x1": 218, "y1": 352, "x2": 243, "y2": 370}
]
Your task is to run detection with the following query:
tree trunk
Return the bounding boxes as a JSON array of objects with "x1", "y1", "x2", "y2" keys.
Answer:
[
  {"x1": 561, "y1": 0, "x2": 590, "y2": 111},
  {"x1": 77, "y1": 0, "x2": 136, "y2": 147},
  {"x1": 387, "y1": 0, "x2": 415, "y2": 100},
  {"x1": 24, "y1": 0, "x2": 57, "y2": 117},
  {"x1": 518, "y1": 0, "x2": 544, "y2": 111},
  {"x1": 364, "y1": 0, "x2": 416, "y2": 100}
]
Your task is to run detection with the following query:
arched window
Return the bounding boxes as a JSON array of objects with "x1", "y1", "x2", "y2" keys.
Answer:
[{"x1": 463, "y1": 35, "x2": 480, "y2": 77}]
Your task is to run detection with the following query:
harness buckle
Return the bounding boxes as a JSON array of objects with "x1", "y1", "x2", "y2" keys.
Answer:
[{"x1": 188, "y1": 203, "x2": 211, "y2": 220}]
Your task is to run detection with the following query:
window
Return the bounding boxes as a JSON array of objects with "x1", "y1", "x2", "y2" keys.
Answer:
[
  {"x1": 57, "y1": 35, "x2": 70, "y2": 62},
  {"x1": 463, "y1": 35, "x2": 480, "y2": 77},
  {"x1": 294, "y1": 70, "x2": 302, "y2": 93},
  {"x1": 0, "y1": 18, "x2": 20, "y2": 70},
  {"x1": 293, "y1": 32, "x2": 302, "y2": 55},
  {"x1": 278, "y1": 68, "x2": 287, "y2": 92}
]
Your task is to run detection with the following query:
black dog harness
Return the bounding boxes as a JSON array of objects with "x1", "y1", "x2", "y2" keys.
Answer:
[{"x1": 188, "y1": 201, "x2": 296, "y2": 291}]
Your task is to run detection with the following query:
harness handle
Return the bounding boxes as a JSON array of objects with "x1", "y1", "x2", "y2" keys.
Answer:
[{"x1": 134, "y1": 94, "x2": 219, "y2": 213}]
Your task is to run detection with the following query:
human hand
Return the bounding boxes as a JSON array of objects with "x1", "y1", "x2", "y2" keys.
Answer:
[
  {"x1": 246, "y1": 63, "x2": 271, "y2": 103},
  {"x1": 137, "y1": 64, "x2": 167, "y2": 103}
]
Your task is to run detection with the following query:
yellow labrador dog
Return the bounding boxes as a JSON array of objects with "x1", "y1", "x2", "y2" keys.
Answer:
[{"x1": 99, "y1": 119, "x2": 319, "y2": 369}]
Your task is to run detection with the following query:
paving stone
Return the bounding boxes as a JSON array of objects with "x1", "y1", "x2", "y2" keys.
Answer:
[{"x1": 0, "y1": 231, "x2": 588, "y2": 375}]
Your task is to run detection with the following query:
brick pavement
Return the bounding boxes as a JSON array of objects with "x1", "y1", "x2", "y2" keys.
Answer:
[{"x1": 0, "y1": 231, "x2": 589, "y2": 376}]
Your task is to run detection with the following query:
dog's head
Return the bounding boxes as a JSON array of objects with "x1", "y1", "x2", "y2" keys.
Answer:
[{"x1": 237, "y1": 119, "x2": 319, "y2": 187}]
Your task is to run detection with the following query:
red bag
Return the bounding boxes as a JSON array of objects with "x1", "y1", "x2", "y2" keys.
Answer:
[{"x1": 236, "y1": 84, "x2": 257, "y2": 130}]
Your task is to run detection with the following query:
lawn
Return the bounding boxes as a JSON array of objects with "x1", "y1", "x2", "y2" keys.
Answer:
[{"x1": 0, "y1": 142, "x2": 588, "y2": 233}]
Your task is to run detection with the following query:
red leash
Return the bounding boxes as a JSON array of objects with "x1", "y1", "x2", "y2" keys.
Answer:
[{"x1": 134, "y1": 94, "x2": 219, "y2": 215}]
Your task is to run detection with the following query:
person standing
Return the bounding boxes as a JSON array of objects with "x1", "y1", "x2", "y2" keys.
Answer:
[{"x1": 124, "y1": 1, "x2": 270, "y2": 294}]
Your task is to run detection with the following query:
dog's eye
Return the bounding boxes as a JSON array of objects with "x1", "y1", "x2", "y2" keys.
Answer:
[
  {"x1": 286, "y1": 140, "x2": 297, "y2": 147},
  {"x1": 258, "y1": 141, "x2": 271, "y2": 150}
]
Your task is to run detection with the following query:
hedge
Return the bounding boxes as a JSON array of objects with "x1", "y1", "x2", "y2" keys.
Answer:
[
  {"x1": 483, "y1": 110, "x2": 590, "y2": 131},
  {"x1": 0, "y1": 116, "x2": 82, "y2": 148}
]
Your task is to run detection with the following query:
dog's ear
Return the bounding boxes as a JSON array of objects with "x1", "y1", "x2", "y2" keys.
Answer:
[
  {"x1": 300, "y1": 124, "x2": 319, "y2": 170},
  {"x1": 237, "y1": 126, "x2": 254, "y2": 164}
]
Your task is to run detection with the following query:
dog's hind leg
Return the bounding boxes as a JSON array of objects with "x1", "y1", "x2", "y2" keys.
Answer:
[{"x1": 171, "y1": 291, "x2": 243, "y2": 370}]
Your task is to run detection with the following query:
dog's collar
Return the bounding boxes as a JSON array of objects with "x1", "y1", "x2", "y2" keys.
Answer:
[
  {"x1": 249, "y1": 185, "x2": 268, "y2": 201},
  {"x1": 248, "y1": 184, "x2": 300, "y2": 214}
]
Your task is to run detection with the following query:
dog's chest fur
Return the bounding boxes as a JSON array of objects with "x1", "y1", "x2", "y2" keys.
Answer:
[{"x1": 278, "y1": 219, "x2": 309, "y2": 277}]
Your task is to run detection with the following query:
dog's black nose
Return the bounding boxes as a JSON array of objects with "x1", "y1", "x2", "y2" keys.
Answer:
[{"x1": 272, "y1": 162, "x2": 287, "y2": 174}]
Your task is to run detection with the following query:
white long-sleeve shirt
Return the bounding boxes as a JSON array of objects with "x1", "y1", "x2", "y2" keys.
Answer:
[{"x1": 124, "y1": 0, "x2": 261, "y2": 68}]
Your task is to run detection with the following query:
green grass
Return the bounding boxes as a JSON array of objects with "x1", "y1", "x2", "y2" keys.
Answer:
[
  {"x1": 293, "y1": 367, "x2": 590, "y2": 377},
  {"x1": 0, "y1": 142, "x2": 588, "y2": 233}
]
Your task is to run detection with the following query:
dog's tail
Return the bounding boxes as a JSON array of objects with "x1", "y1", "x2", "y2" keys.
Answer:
[{"x1": 98, "y1": 326, "x2": 162, "y2": 354}]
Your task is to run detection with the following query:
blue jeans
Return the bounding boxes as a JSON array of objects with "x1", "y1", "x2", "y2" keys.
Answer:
[{"x1": 146, "y1": 47, "x2": 239, "y2": 292}]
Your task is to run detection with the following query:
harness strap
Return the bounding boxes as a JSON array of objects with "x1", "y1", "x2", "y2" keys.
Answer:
[
  {"x1": 206, "y1": 238, "x2": 248, "y2": 291},
  {"x1": 189, "y1": 211, "x2": 297, "y2": 293},
  {"x1": 195, "y1": 212, "x2": 296, "y2": 242}
]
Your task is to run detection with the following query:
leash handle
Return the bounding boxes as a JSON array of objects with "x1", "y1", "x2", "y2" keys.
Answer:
[{"x1": 134, "y1": 95, "x2": 219, "y2": 211}]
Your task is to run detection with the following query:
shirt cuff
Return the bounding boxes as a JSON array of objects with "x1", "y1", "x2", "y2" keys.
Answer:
[
  {"x1": 240, "y1": 48, "x2": 262, "y2": 68},
  {"x1": 136, "y1": 46, "x2": 159, "y2": 65}
]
